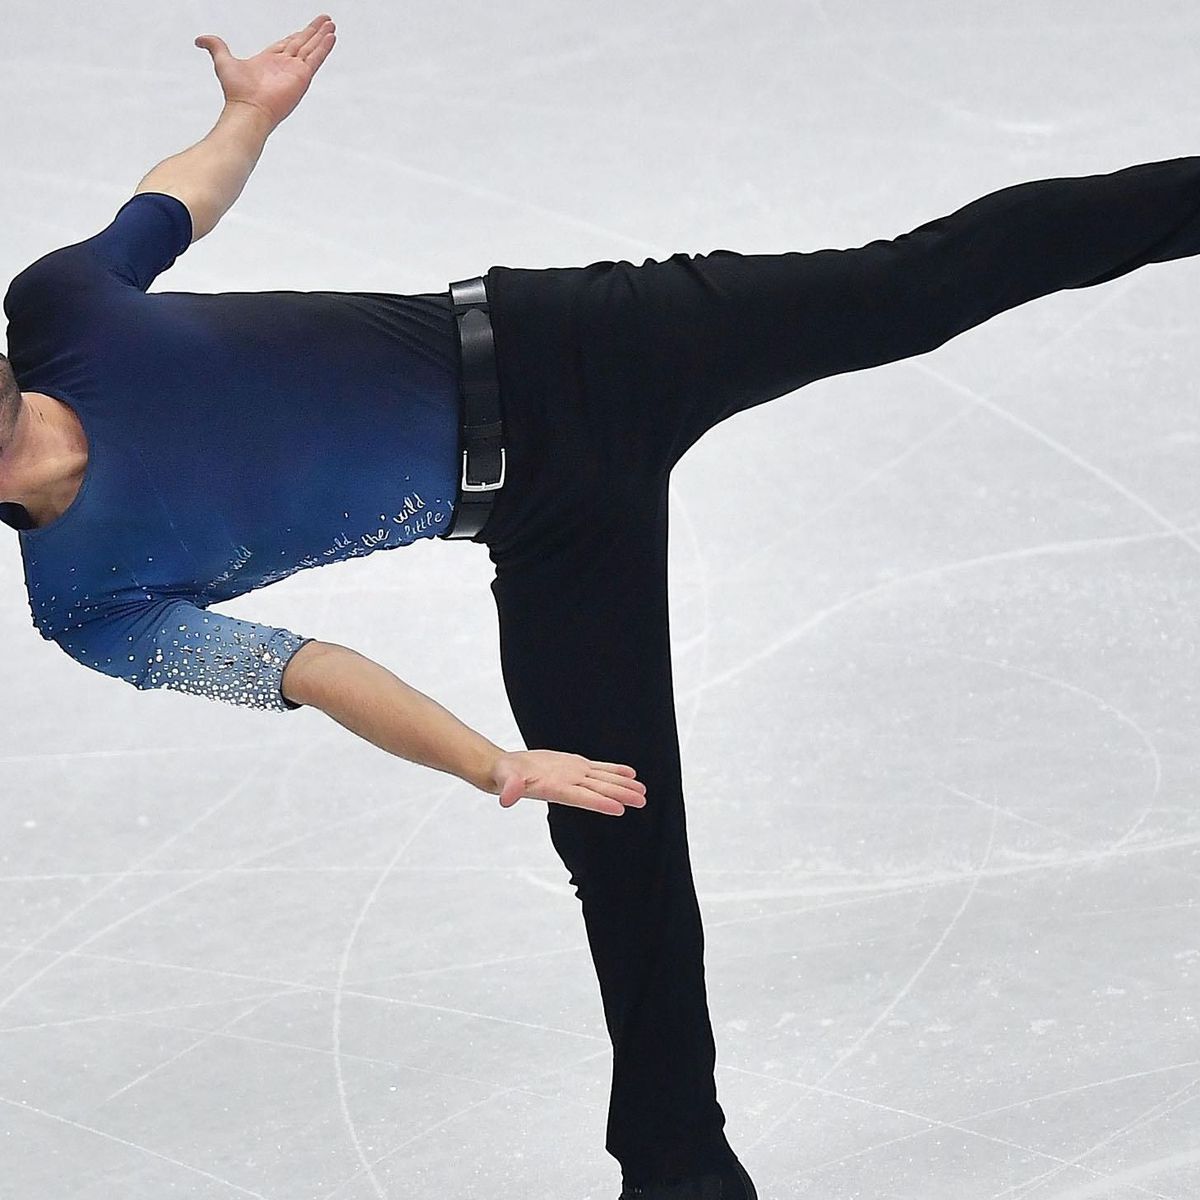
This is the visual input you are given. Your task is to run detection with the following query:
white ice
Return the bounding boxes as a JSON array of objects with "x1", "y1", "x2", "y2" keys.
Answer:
[{"x1": 2, "y1": 2, "x2": 1199, "y2": 1197}]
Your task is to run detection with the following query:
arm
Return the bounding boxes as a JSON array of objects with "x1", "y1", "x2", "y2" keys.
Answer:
[
  {"x1": 135, "y1": 101, "x2": 274, "y2": 242},
  {"x1": 282, "y1": 641, "x2": 649, "y2": 817},
  {"x1": 135, "y1": 14, "x2": 338, "y2": 241},
  {"x1": 281, "y1": 640, "x2": 504, "y2": 794}
]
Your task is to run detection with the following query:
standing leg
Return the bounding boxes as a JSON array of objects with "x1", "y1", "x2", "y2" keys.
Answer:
[
  {"x1": 532, "y1": 154, "x2": 1200, "y2": 471},
  {"x1": 487, "y1": 479, "x2": 742, "y2": 1189}
]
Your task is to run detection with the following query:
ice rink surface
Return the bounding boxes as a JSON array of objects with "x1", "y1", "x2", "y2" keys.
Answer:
[{"x1": 2, "y1": 2, "x2": 1199, "y2": 1196}]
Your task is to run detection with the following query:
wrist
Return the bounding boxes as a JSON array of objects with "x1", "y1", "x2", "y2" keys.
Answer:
[
  {"x1": 469, "y1": 741, "x2": 504, "y2": 795},
  {"x1": 220, "y1": 98, "x2": 277, "y2": 140}
]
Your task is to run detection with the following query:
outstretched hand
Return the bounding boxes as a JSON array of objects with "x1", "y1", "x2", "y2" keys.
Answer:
[
  {"x1": 195, "y1": 13, "x2": 337, "y2": 129},
  {"x1": 490, "y1": 749, "x2": 647, "y2": 818}
]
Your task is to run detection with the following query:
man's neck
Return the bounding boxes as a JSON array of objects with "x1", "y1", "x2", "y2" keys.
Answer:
[{"x1": 3, "y1": 392, "x2": 89, "y2": 528}]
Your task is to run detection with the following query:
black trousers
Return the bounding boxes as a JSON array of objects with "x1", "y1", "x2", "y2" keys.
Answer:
[{"x1": 470, "y1": 155, "x2": 1200, "y2": 1185}]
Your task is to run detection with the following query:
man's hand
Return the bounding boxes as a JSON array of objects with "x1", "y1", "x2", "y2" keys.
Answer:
[
  {"x1": 195, "y1": 13, "x2": 337, "y2": 130},
  {"x1": 280, "y1": 641, "x2": 649, "y2": 818},
  {"x1": 490, "y1": 749, "x2": 648, "y2": 818}
]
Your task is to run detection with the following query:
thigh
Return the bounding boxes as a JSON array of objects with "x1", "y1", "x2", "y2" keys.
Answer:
[
  {"x1": 487, "y1": 480, "x2": 690, "y2": 898},
  {"x1": 487, "y1": 234, "x2": 989, "y2": 483},
  {"x1": 532, "y1": 155, "x2": 1200, "y2": 470},
  {"x1": 609, "y1": 228, "x2": 1047, "y2": 469},
  {"x1": 478, "y1": 261, "x2": 667, "y2": 563},
  {"x1": 481, "y1": 225, "x2": 1033, "y2": 552},
  {"x1": 488, "y1": 481, "x2": 679, "y2": 798}
]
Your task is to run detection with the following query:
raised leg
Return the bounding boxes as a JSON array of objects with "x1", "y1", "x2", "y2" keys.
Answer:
[{"x1": 577, "y1": 154, "x2": 1200, "y2": 469}]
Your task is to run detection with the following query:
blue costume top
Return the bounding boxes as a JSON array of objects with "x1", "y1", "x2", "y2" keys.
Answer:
[{"x1": 1, "y1": 192, "x2": 461, "y2": 712}]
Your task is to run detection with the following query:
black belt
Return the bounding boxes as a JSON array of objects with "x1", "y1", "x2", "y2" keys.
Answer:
[{"x1": 440, "y1": 275, "x2": 506, "y2": 540}]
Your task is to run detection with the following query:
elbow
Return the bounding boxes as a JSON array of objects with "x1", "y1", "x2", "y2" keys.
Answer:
[{"x1": 281, "y1": 639, "x2": 336, "y2": 708}]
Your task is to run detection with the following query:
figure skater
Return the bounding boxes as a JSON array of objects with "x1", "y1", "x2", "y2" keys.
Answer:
[{"x1": 6, "y1": 14, "x2": 1200, "y2": 1200}]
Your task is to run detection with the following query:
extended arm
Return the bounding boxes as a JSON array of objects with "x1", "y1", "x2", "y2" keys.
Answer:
[
  {"x1": 282, "y1": 640, "x2": 505, "y2": 794},
  {"x1": 281, "y1": 641, "x2": 649, "y2": 818},
  {"x1": 135, "y1": 14, "x2": 337, "y2": 241},
  {"x1": 135, "y1": 101, "x2": 274, "y2": 241}
]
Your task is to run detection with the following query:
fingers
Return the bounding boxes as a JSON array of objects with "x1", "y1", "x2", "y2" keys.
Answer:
[
  {"x1": 267, "y1": 15, "x2": 325, "y2": 54},
  {"x1": 586, "y1": 775, "x2": 646, "y2": 805},
  {"x1": 194, "y1": 35, "x2": 229, "y2": 60},
  {"x1": 568, "y1": 776, "x2": 647, "y2": 815},
  {"x1": 588, "y1": 767, "x2": 646, "y2": 794},
  {"x1": 585, "y1": 778, "x2": 647, "y2": 809},
  {"x1": 592, "y1": 759, "x2": 639, "y2": 777},
  {"x1": 286, "y1": 14, "x2": 332, "y2": 55},
  {"x1": 569, "y1": 786, "x2": 628, "y2": 817},
  {"x1": 581, "y1": 759, "x2": 646, "y2": 813},
  {"x1": 297, "y1": 18, "x2": 335, "y2": 62},
  {"x1": 498, "y1": 776, "x2": 524, "y2": 808},
  {"x1": 302, "y1": 28, "x2": 336, "y2": 69}
]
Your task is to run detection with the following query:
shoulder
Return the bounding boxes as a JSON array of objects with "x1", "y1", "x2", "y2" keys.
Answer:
[
  {"x1": 4, "y1": 192, "x2": 194, "y2": 317},
  {"x1": 3, "y1": 252, "x2": 67, "y2": 321}
]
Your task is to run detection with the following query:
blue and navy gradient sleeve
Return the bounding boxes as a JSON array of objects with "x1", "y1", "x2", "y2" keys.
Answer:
[
  {"x1": 3, "y1": 191, "x2": 192, "y2": 310},
  {"x1": 55, "y1": 599, "x2": 317, "y2": 713}
]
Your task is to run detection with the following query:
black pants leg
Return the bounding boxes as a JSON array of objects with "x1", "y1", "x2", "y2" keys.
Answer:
[{"x1": 475, "y1": 154, "x2": 1200, "y2": 1185}]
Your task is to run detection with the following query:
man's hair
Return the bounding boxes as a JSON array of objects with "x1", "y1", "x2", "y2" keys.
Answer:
[{"x1": 0, "y1": 352, "x2": 19, "y2": 453}]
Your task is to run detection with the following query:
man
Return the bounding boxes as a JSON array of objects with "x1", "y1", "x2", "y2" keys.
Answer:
[
  {"x1": 11, "y1": 14, "x2": 1200, "y2": 1200},
  {"x1": 1, "y1": 15, "x2": 648, "y2": 819}
]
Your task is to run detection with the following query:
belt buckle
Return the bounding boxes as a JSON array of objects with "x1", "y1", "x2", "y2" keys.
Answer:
[{"x1": 461, "y1": 446, "x2": 506, "y2": 492}]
